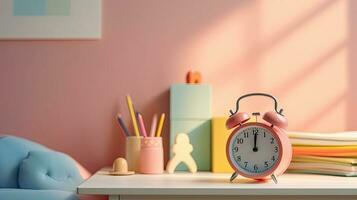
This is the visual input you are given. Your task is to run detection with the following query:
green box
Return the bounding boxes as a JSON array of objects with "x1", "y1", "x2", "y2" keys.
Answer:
[
  {"x1": 170, "y1": 84, "x2": 212, "y2": 120},
  {"x1": 46, "y1": 0, "x2": 71, "y2": 16},
  {"x1": 170, "y1": 119, "x2": 211, "y2": 171}
]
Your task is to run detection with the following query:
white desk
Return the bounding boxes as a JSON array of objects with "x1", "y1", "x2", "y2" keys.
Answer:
[{"x1": 78, "y1": 168, "x2": 357, "y2": 200}]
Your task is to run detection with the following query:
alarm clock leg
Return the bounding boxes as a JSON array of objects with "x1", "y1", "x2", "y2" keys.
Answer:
[
  {"x1": 230, "y1": 172, "x2": 238, "y2": 182},
  {"x1": 271, "y1": 174, "x2": 278, "y2": 184}
]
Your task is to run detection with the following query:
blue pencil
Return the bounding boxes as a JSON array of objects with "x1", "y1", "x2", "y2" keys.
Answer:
[{"x1": 116, "y1": 114, "x2": 130, "y2": 137}]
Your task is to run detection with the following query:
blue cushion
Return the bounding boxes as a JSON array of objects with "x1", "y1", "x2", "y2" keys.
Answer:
[
  {"x1": 18, "y1": 151, "x2": 83, "y2": 191},
  {"x1": 0, "y1": 135, "x2": 48, "y2": 188},
  {"x1": 0, "y1": 189, "x2": 79, "y2": 200}
]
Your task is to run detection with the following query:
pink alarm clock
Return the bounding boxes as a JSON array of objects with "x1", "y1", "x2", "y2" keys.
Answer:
[{"x1": 226, "y1": 93, "x2": 292, "y2": 183}]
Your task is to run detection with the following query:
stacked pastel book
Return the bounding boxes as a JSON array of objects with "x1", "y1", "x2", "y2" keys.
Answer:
[{"x1": 288, "y1": 132, "x2": 357, "y2": 176}]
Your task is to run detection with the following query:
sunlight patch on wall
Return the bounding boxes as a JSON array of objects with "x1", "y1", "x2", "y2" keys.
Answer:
[
  {"x1": 259, "y1": 0, "x2": 348, "y2": 89},
  {"x1": 180, "y1": 0, "x2": 349, "y2": 131},
  {"x1": 281, "y1": 49, "x2": 348, "y2": 131},
  {"x1": 259, "y1": 0, "x2": 348, "y2": 131},
  {"x1": 259, "y1": 0, "x2": 335, "y2": 42}
]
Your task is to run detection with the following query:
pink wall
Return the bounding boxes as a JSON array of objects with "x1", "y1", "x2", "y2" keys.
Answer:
[{"x1": 1, "y1": 0, "x2": 357, "y2": 173}]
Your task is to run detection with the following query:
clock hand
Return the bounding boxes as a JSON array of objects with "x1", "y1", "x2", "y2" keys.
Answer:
[{"x1": 253, "y1": 133, "x2": 258, "y2": 152}]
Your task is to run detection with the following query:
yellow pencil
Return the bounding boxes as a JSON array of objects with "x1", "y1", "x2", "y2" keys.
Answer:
[
  {"x1": 126, "y1": 95, "x2": 140, "y2": 137},
  {"x1": 156, "y1": 113, "x2": 165, "y2": 137}
]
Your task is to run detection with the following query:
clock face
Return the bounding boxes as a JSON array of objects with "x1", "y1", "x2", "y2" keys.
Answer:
[{"x1": 228, "y1": 124, "x2": 281, "y2": 176}]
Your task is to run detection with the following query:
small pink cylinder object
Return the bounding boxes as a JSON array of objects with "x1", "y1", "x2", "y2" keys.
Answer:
[{"x1": 139, "y1": 137, "x2": 164, "y2": 174}]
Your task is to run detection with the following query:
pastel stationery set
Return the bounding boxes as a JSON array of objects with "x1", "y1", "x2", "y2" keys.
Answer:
[
  {"x1": 116, "y1": 72, "x2": 357, "y2": 178},
  {"x1": 116, "y1": 95, "x2": 165, "y2": 174}
]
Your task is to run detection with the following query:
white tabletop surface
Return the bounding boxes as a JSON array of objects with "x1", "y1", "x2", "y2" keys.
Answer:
[{"x1": 77, "y1": 168, "x2": 357, "y2": 196}]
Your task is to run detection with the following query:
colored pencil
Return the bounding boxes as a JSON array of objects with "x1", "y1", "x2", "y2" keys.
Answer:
[
  {"x1": 156, "y1": 113, "x2": 165, "y2": 137},
  {"x1": 126, "y1": 95, "x2": 140, "y2": 137},
  {"x1": 116, "y1": 114, "x2": 130, "y2": 137},
  {"x1": 136, "y1": 112, "x2": 148, "y2": 138},
  {"x1": 150, "y1": 114, "x2": 158, "y2": 137}
]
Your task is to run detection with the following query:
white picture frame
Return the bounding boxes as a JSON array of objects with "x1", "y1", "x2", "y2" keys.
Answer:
[{"x1": 0, "y1": 0, "x2": 101, "y2": 40}]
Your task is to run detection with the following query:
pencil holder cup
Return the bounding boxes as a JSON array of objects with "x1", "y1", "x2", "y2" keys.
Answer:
[
  {"x1": 125, "y1": 136, "x2": 142, "y2": 172},
  {"x1": 139, "y1": 137, "x2": 164, "y2": 174}
]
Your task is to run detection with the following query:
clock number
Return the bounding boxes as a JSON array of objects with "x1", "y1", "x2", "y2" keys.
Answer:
[
  {"x1": 244, "y1": 132, "x2": 249, "y2": 138},
  {"x1": 271, "y1": 156, "x2": 276, "y2": 161},
  {"x1": 233, "y1": 147, "x2": 238, "y2": 152},
  {"x1": 270, "y1": 137, "x2": 275, "y2": 144},
  {"x1": 244, "y1": 162, "x2": 248, "y2": 168},
  {"x1": 264, "y1": 132, "x2": 266, "y2": 137},
  {"x1": 237, "y1": 156, "x2": 241, "y2": 162},
  {"x1": 265, "y1": 161, "x2": 269, "y2": 168},
  {"x1": 252, "y1": 129, "x2": 259, "y2": 135},
  {"x1": 274, "y1": 146, "x2": 278, "y2": 153},
  {"x1": 254, "y1": 164, "x2": 258, "y2": 171},
  {"x1": 237, "y1": 138, "x2": 244, "y2": 144}
]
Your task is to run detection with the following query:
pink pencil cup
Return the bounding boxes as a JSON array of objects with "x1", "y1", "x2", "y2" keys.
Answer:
[{"x1": 139, "y1": 137, "x2": 164, "y2": 174}]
